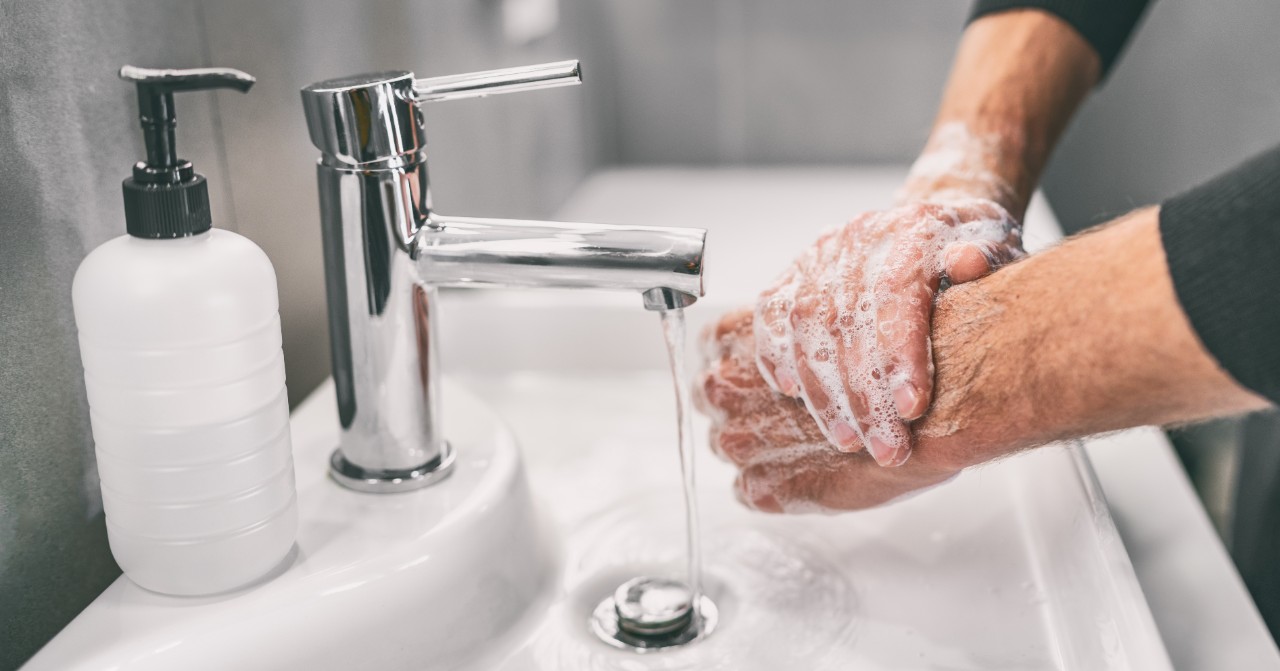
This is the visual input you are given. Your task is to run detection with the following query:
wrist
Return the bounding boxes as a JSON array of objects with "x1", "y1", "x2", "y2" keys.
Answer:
[
  {"x1": 909, "y1": 275, "x2": 1034, "y2": 473},
  {"x1": 912, "y1": 10, "x2": 1101, "y2": 220},
  {"x1": 908, "y1": 207, "x2": 1269, "y2": 475},
  {"x1": 898, "y1": 122, "x2": 1031, "y2": 218}
]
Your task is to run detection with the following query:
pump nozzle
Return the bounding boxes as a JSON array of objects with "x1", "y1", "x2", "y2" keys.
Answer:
[
  {"x1": 117, "y1": 65, "x2": 255, "y2": 238},
  {"x1": 119, "y1": 66, "x2": 255, "y2": 183}
]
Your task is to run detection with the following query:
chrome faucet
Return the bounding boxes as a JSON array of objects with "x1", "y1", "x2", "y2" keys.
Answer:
[{"x1": 300, "y1": 61, "x2": 706, "y2": 493}]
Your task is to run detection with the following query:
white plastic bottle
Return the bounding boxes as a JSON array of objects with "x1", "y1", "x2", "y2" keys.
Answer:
[{"x1": 71, "y1": 66, "x2": 296, "y2": 596}]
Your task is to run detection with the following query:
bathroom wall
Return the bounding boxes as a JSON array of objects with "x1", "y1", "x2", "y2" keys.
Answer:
[
  {"x1": 595, "y1": 0, "x2": 969, "y2": 165},
  {"x1": 1043, "y1": 0, "x2": 1280, "y2": 233}
]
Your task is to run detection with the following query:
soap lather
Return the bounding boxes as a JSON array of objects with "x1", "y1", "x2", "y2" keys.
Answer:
[{"x1": 72, "y1": 65, "x2": 298, "y2": 596}]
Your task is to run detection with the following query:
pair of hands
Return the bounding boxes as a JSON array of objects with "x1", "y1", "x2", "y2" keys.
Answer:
[{"x1": 695, "y1": 197, "x2": 1023, "y2": 513}]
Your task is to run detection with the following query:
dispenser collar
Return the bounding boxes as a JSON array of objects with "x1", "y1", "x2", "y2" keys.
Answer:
[{"x1": 118, "y1": 65, "x2": 255, "y2": 238}]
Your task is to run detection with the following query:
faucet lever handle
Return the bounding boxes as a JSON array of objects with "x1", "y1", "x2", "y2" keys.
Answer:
[{"x1": 412, "y1": 60, "x2": 581, "y2": 103}]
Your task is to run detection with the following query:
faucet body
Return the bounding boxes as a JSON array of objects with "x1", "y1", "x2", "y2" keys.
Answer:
[{"x1": 302, "y1": 64, "x2": 705, "y2": 493}]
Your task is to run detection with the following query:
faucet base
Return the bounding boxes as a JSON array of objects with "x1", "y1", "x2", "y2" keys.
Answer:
[{"x1": 328, "y1": 442, "x2": 456, "y2": 493}]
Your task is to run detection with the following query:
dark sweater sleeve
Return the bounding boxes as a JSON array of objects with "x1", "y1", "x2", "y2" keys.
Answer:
[
  {"x1": 969, "y1": 0, "x2": 1153, "y2": 79},
  {"x1": 1160, "y1": 145, "x2": 1280, "y2": 405}
]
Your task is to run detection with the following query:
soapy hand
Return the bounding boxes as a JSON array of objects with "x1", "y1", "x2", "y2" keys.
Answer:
[
  {"x1": 753, "y1": 198, "x2": 1020, "y2": 466},
  {"x1": 754, "y1": 125, "x2": 1023, "y2": 466},
  {"x1": 696, "y1": 309, "x2": 960, "y2": 513}
]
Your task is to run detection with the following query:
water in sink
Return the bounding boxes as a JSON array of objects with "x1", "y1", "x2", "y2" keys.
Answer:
[
  {"x1": 514, "y1": 493, "x2": 861, "y2": 670},
  {"x1": 553, "y1": 308, "x2": 867, "y2": 667},
  {"x1": 588, "y1": 307, "x2": 715, "y2": 650}
]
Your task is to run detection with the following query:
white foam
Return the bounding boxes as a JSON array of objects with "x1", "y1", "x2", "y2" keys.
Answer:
[
  {"x1": 898, "y1": 122, "x2": 1018, "y2": 206},
  {"x1": 753, "y1": 181, "x2": 1020, "y2": 464}
]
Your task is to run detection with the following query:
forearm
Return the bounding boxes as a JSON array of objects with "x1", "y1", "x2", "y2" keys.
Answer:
[
  {"x1": 915, "y1": 207, "x2": 1271, "y2": 472},
  {"x1": 900, "y1": 10, "x2": 1100, "y2": 219},
  {"x1": 702, "y1": 207, "x2": 1269, "y2": 511}
]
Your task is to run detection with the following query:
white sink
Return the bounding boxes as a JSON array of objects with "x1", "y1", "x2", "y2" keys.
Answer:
[
  {"x1": 28, "y1": 167, "x2": 1173, "y2": 670},
  {"x1": 23, "y1": 381, "x2": 556, "y2": 671},
  {"x1": 453, "y1": 370, "x2": 1172, "y2": 670}
]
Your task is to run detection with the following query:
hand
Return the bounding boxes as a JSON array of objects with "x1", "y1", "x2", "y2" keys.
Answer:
[
  {"x1": 753, "y1": 196, "x2": 1021, "y2": 466},
  {"x1": 705, "y1": 209, "x2": 1272, "y2": 513},
  {"x1": 739, "y1": 4, "x2": 1106, "y2": 467},
  {"x1": 696, "y1": 309, "x2": 960, "y2": 513}
]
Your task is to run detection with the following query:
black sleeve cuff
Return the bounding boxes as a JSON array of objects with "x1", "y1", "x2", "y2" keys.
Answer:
[
  {"x1": 969, "y1": 0, "x2": 1153, "y2": 80},
  {"x1": 1159, "y1": 145, "x2": 1280, "y2": 405}
]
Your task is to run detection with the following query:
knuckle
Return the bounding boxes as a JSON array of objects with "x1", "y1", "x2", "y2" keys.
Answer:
[
  {"x1": 699, "y1": 372, "x2": 735, "y2": 411},
  {"x1": 708, "y1": 426, "x2": 730, "y2": 462},
  {"x1": 692, "y1": 371, "x2": 715, "y2": 413},
  {"x1": 718, "y1": 430, "x2": 757, "y2": 463}
]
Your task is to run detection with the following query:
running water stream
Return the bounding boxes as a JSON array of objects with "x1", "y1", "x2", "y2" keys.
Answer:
[
  {"x1": 659, "y1": 308, "x2": 702, "y2": 625},
  {"x1": 587, "y1": 306, "x2": 718, "y2": 651}
]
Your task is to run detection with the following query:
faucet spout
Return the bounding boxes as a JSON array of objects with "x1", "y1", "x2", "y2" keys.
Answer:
[
  {"x1": 642, "y1": 287, "x2": 699, "y2": 312},
  {"x1": 416, "y1": 215, "x2": 705, "y2": 303}
]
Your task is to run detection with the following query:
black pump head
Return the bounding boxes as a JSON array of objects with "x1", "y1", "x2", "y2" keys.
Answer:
[{"x1": 118, "y1": 65, "x2": 255, "y2": 238}]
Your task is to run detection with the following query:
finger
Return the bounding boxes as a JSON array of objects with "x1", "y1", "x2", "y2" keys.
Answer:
[
  {"x1": 871, "y1": 238, "x2": 939, "y2": 424},
  {"x1": 803, "y1": 231, "x2": 885, "y2": 461},
  {"x1": 754, "y1": 273, "x2": 802, "y2": 396},
  {"x1": 942, "y1": 239, "x2": 1020, "y2": 284},
  {"x1": 715, "y1": 427, "x2": 766, "y2": 466},
  {"x1": 704, "y1": 308, "x2": 753, "y2": 354},
  {"x1": 691, "y1": 369, "x2": 717, "y2": 417},
  {"x1": 699, "y1": 308, "x2": 752, "y2": 372},
  {"x1": 707, "y1": 425, "x2": 730, "y2": 462},
  {"x1": 735, "y1": 451, "x2": 854, "y2": 514},
  {"x1": 830, "y1": 241, "x2": 929, "y2": 466},
  {"x1": 695, "y1": 366, "x2": 754, "y2": 420},
  {"x1": 698, "y1": 321, "x2": 727, "y2": 368},
  {"x1": 783, "y1": 258, "x2": 870, "y2": 453},
  {"x1": 787, "y1": 226, "x2": 877, "y2": 452},
  {"x1": 817, "y1": 227, "x2": 887, "y2": 459},
  {"x1": 753, "y1": 227, "x2": 843, "y2": 397},
  {"x1": 738, "y1": 449, "x2": 950, "y2": 513},
  {"x1": 733, "y1": 475, "x2": 782, "y2": 514}
]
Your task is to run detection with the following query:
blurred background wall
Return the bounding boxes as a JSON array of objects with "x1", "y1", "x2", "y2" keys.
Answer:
[{"x1": 2, "y1": 0, "x2": 1279, "y2": 667}]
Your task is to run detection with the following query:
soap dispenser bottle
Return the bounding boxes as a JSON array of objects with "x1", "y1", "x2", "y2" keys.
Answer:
[{"x1": 72, "y1": 66, "x2": 297, "y2": 595}]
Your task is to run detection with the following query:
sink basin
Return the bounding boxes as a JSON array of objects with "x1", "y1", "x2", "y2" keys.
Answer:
[
  {"x1": 456, "y1": 370, "x2": 1173, "y2": 671},
  {"x1": 23, "y1": 381, "x2": 555, "y2": 671}
]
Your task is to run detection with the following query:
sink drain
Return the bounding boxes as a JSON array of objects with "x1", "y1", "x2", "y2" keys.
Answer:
[{"x1": 590, "y1": 576, "x2": 718, "y2": 652}]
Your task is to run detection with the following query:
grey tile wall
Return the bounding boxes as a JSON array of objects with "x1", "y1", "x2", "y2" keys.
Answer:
[
  {"x1": 1042, "y1": 0, "x2": 1280, "y2": 230},
  {"x1": 597, "y1": 0, "x2": 970, "y2": 164}
]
